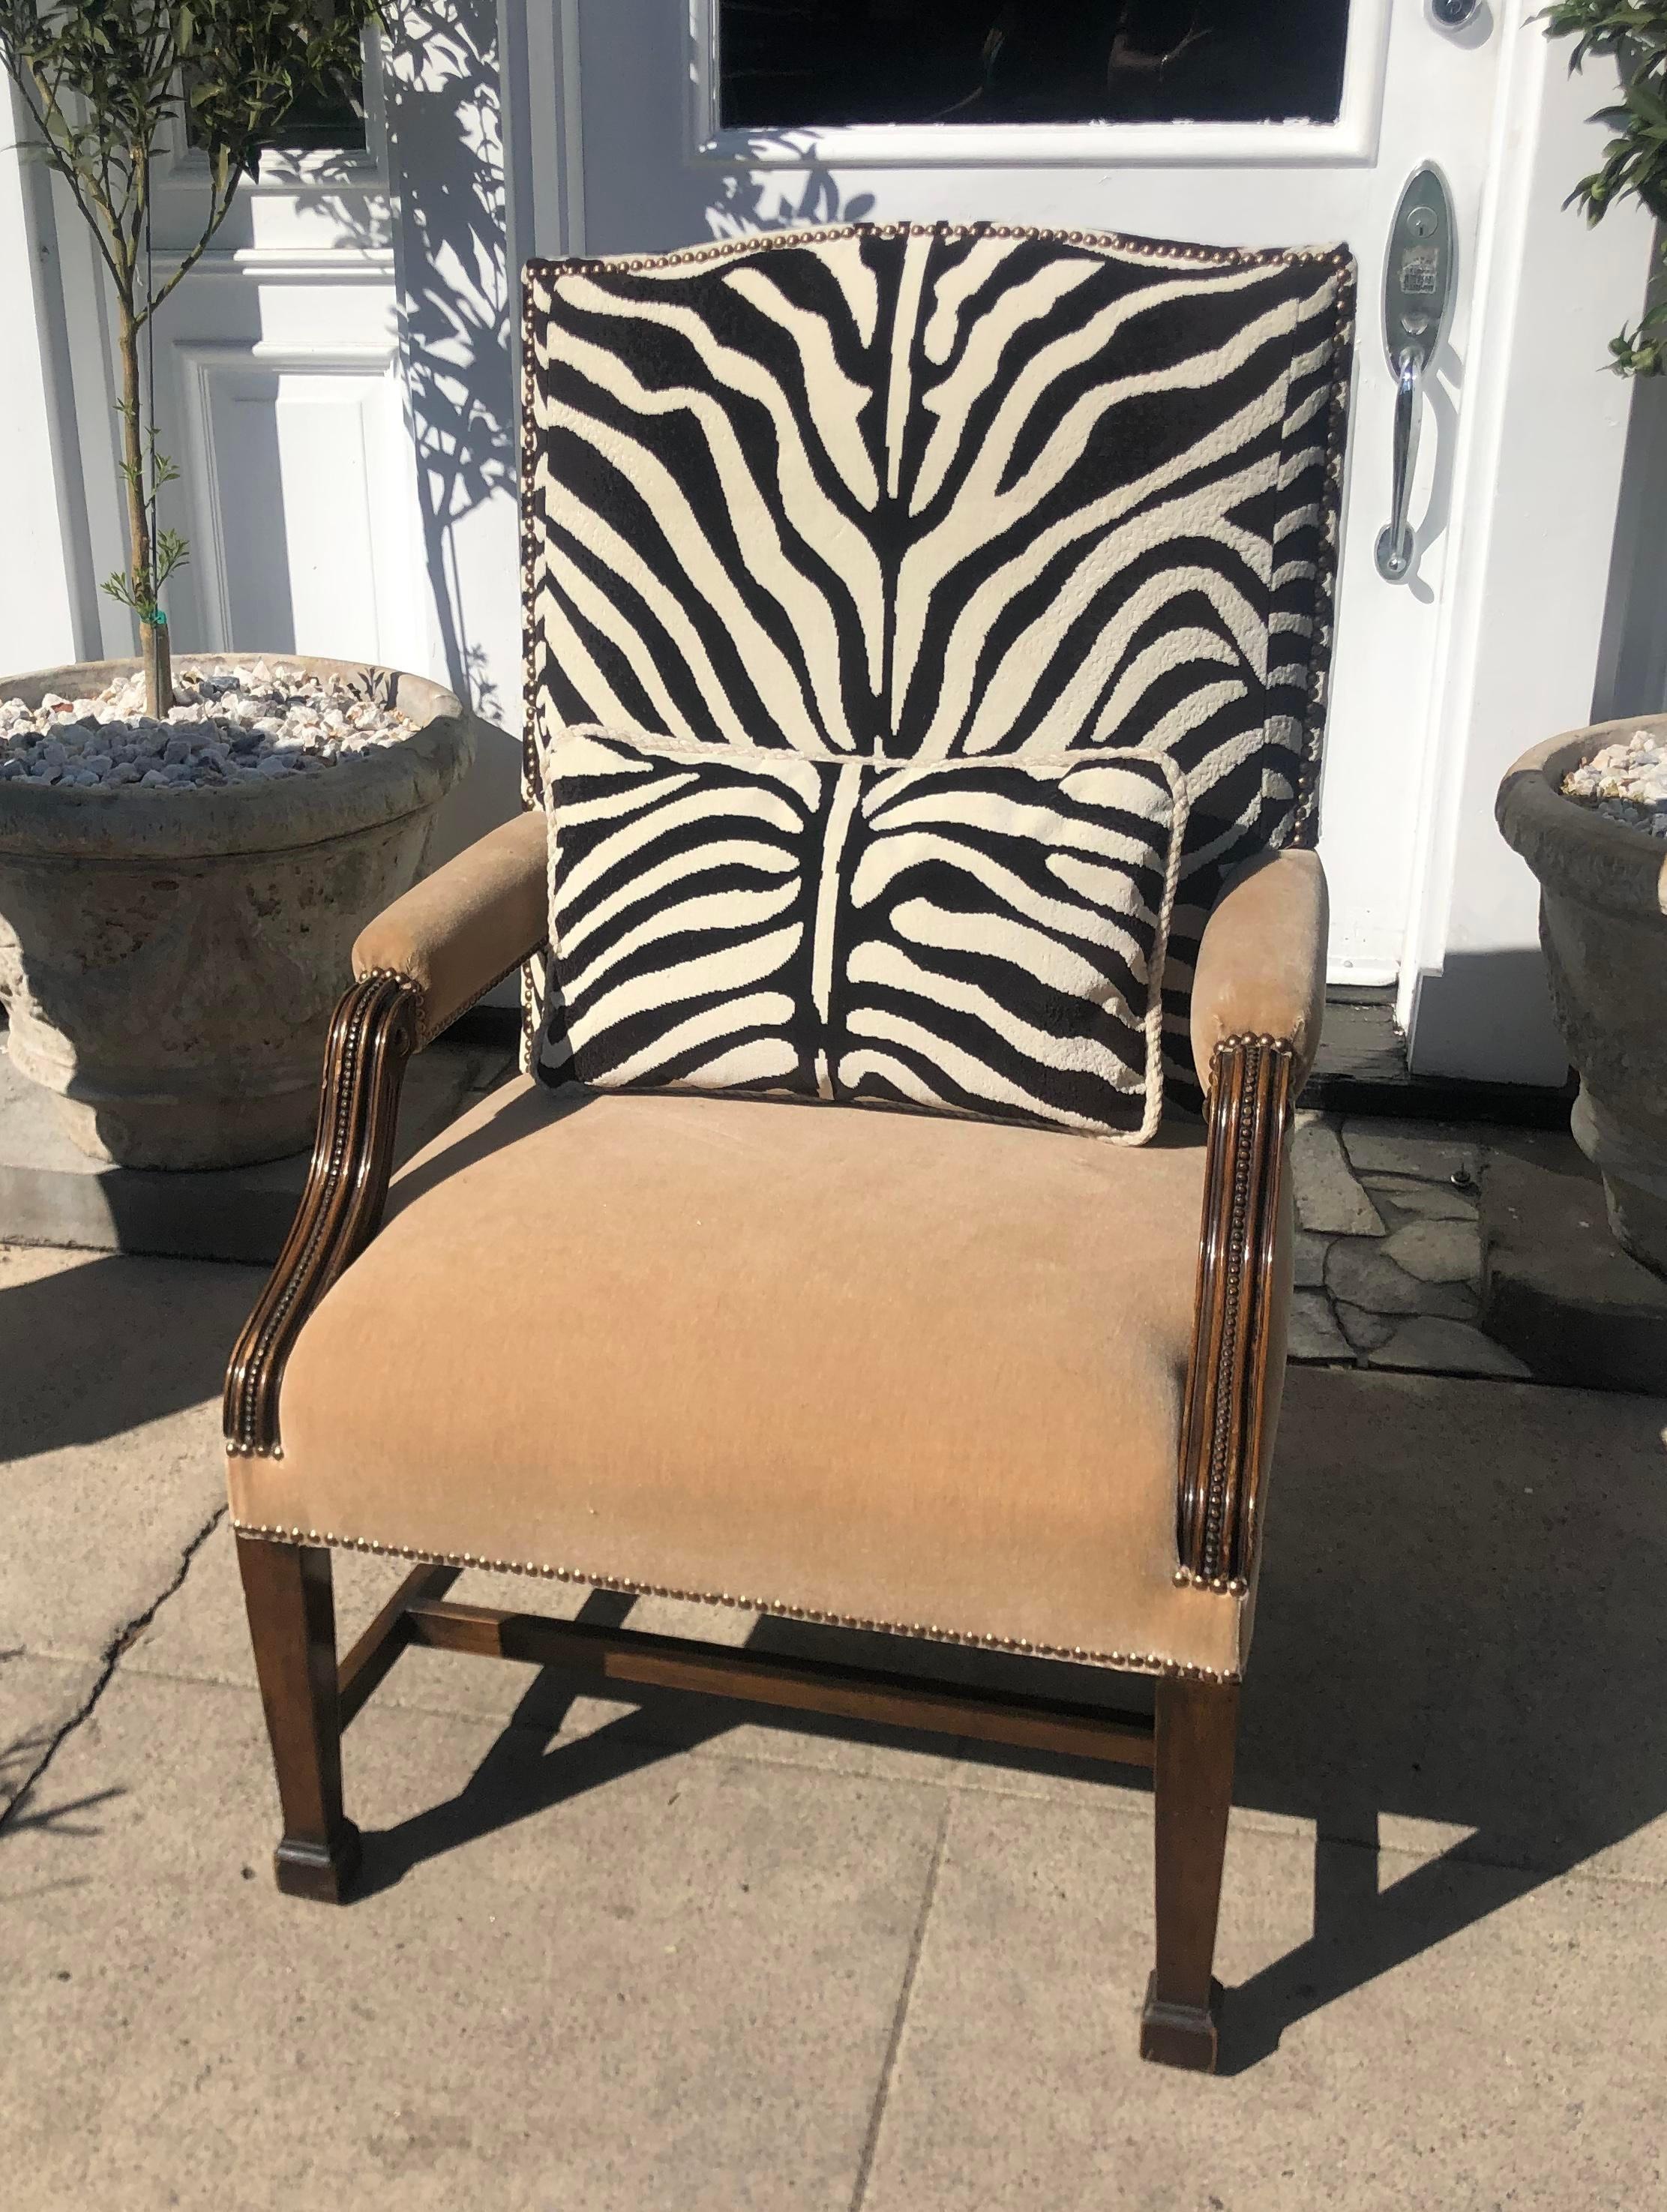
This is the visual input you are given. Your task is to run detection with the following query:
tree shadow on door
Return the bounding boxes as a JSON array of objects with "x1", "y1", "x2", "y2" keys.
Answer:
[{"x1": 289, "y1": 0, "x2": 523, "y2": 848}]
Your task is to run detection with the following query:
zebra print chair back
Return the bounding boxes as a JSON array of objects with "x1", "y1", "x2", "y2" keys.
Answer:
[{"x1": 522, "y1": 222, "x2": 1354, "y2": 1108}]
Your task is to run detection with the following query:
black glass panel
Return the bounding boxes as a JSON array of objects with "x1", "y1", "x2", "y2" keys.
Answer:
[
  {"x1": 186, "y1": 75, "x2": 367, "y2": 155},
  {"x1": 718, "y1": 1, "x2": 1350, "y2": 130},
  {"x1": 254, "y1": 80, "x2": 368, "y2": 153}
]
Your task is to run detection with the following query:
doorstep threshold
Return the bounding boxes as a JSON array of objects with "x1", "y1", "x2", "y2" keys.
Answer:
[{"x1": 1305, "y1": 987, "x2": 1573, "y2": 1128}]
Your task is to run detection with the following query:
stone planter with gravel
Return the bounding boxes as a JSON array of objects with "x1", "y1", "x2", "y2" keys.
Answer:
[
  {"x1": 1498, "y1": 716, "x2": 1667, "y2": 1277},
  {"x1": 0, "y1": 654, "x2": 473, "y2": 1170}
]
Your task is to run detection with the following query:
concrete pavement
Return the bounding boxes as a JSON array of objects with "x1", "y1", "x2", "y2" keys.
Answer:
[{"x1": 3, "y1": 1240, "x2": 1665, "y2": 2209}]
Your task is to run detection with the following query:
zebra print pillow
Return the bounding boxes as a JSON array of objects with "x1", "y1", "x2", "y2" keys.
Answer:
[
  {"x1": 521, "y1": 221, "x2": 1354, "y2": 1105},
  {"x1": 538, "y1": 726, "x2": 1187, "y2": 1140}
]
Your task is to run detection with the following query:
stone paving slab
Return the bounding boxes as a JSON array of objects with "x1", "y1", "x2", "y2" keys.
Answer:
[
  {"x1": 1, "y1": 1240, "x2": 262, "y2": 1811},
  {"x1": 0, "y1": 1653, "x2": 101, "y2": 1815},
  {"x1": 1243, "y1": 1368, "x2": 1667, "y2": 1892},
  {"x1": 1, "y1": 1243, "x2": 261, "y2": 1662},
  {"x1": 12, "y1": 1568, "x2": 1665, "y2": 2212},
  {"x1": 1340, "y1": 1117, "x2": 1484, "y2": 1184},
  {"x1": 1286, "y1": 1110, "x2": 1660, "y2": 1389},
  {"x1": 859, "y1": 1792, "x2": 1666, "y2": 2212},
  {"x1": 0, "y1": 1670, "x2": 946, "y2": 2212},
  {"x1": 1483, "y1": 1137, "x2": 1667, "y2": 1394}
]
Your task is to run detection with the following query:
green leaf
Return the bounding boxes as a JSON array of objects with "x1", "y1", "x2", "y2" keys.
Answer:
[{"x1": 1624, "y1": 73, "x2": 1667, "y2": 125}]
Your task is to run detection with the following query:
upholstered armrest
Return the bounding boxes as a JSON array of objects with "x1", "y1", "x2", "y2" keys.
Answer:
[
  {"x1": 1189, "y1": 848, "x2": 1328, "y2": 1096},
  {"x1": 353, "y1": 808, "x2": 548, "y2": 1046}
]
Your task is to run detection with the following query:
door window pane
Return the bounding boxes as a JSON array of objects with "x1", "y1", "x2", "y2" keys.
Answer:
[
  {"x1": 718, "y1": 1, "x2": 1351, "y2": 130},
  {"x1": 185, "y1": 68, "x2": 368, "y2": 154}
]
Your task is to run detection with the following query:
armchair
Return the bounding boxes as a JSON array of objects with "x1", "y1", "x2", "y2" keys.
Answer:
[{"x1": 226, "y1": 222, "x2": 1351, "y2": 2073}]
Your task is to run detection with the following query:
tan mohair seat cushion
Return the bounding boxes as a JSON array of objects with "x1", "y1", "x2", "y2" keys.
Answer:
[{"x1": 232, "y1": 1080, "x2": 1282, "y2": 1679}]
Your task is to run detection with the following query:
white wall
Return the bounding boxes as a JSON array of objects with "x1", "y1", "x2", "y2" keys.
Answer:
[
  {"x1": 0, "y1": 85, "x2": 88, "y2": 673},
  {"x1": 1402, "y1": 18, "x2": 1658, "y2": 1083}
]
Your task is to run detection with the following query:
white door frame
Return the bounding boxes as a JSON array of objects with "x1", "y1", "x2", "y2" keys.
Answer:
[{"x1": 508, "y1": 1, "x2": 1660, "y2": 1087}]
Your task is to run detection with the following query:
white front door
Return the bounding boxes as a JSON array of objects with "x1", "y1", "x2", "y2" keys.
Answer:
[{"x1": 521, "y1": 0, "x2": 1656, "y2": 1078}]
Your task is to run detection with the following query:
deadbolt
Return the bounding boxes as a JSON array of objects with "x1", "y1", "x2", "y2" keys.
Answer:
[
  {"x1": 1376, "y1": 164, "x2": 1457, "y2": 584},
  {"x1": 1430, "y1": 0, "x2": 1482, "y2": 25}
]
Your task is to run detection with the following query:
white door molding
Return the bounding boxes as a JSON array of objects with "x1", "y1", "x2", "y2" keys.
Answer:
[
  {"x1": 515, "y1": 0, "x2": 586, "y2": 259},
  {"x1": 173, "y1": 340, "x2": 405, "y2": 661}
]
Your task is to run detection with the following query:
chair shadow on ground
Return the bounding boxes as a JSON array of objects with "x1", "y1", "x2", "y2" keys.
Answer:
[
  {"x1": 0, "y1": 1248, "x2": 262, "y2": 1456},
  {"x1": 349, "y1": 1370, "x2": 1667, "y2": 2072}
]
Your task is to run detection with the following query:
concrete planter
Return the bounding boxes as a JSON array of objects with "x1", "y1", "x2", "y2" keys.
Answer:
[
  {"x1": 1498, "y1": 718, "x2": 1667, "y2": 1278},
  {"x1": 0, "y1": 655, "x2": 473, "y2": 1169}
]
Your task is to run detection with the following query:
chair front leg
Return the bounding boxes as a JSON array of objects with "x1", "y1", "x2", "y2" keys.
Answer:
[
  {"x1": 1141, "y1": 1674, "x2": 1240, "y2": 2071},
  {"x1": 238, "y1": 1535, "x2": 360, "y2": 1903}
]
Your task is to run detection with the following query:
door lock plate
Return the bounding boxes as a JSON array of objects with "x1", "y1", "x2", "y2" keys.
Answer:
[
  {"x1": 1385, "y1": 165, "x2": 1455, "y2": 373},
  {"x1": 1377, "y1": 164, "x2": 1457, "y2": 583}
]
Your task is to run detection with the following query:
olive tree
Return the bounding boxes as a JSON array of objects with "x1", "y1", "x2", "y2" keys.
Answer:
[
  {"x1": 1, "y1": 1, "x2": 386, "y2": 712},
  {"x1": 1543, "y1": 1, "x2": 1667, "y2": 374}
]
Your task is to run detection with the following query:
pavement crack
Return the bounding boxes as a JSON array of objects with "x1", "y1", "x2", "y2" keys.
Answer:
[
  {"x1": 848, "y1": 1791, "x2": 952, "y2": 2212},
  {"x1": 0, "y1": 1503, "x2": 226, "y2": 1835}
]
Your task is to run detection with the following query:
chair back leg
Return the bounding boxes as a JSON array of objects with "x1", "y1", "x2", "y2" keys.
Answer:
[
  {"x1": 237, "y1": 1536, "x2": 361, "y2": 1903},
  {"x1": 1140, "y1": 1674, "x2": 1240, "y2": 2071}
]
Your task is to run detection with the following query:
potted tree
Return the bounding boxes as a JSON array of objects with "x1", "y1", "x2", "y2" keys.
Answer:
[
  {"x1": 0, "y1": 3, "x2": 474, "y2": 1168},
  {"x1": 1497, "y1": 2, "x2": 1667, "y2": 1277}
]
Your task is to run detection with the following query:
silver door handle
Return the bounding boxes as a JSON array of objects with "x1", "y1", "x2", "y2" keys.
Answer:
[
  {"x1": 1375, "y1": 349, "x2": 1423, "y2": 583},
  {"x1": 1374, "y1": 165, "x2": 1456, "y2": 585}
]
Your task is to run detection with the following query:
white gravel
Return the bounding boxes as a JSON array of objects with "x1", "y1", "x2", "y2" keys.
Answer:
[
  {"x1": 1562, "y1": 730, "x2": 1667, "y2": 839},
  {"x1": 0, "y1": 661, "x2": 417, "y2": 790}
]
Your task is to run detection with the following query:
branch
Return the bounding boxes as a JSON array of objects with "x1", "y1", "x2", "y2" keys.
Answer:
[
  {"x1": 139, "y1": 149, "x2": 248, "y2": 322},
  {"x1": 2, "y1": 53, "x2": 128, "y2": 297}
]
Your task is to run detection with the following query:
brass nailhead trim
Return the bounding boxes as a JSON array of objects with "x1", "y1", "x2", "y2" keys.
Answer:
[
  {"x1": 525, "y1": 219, "x2": 1351, "y2": 282},
  {"x1": 1171, "y1": 1566, "x2": 1250, "y2": 1597},
  {"x1": 231, "y1": 1520, "x2": 1243, "y2": 1684},
  {"x1": 360, "y1": 965, "x2": 427, "y2": 1028},
  {"x1": 1291, "y1": 263, "x2": 1354, "y2": 850}
]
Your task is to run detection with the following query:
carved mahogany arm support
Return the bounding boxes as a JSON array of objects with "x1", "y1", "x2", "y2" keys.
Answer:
[
  {"x1": 1174, "y1": 850, "x2": 1328, "y2": 1591},
  {"x1": 225, "y1": 811, "x2": 548, "y2": 1458}
]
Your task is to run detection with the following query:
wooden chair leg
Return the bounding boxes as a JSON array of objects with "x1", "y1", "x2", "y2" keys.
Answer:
[
  {"x1": 1140, "y1": 1674, "x2": 1241, "y2": 2072},
  {"x1": 237, "y1": 1535, "x2": 361, "y2": 1904}
]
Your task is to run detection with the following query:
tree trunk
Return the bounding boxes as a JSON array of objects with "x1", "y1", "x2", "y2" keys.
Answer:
[{"x1": 117, "y1": 304, "x2": 170, "y2": 717}]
